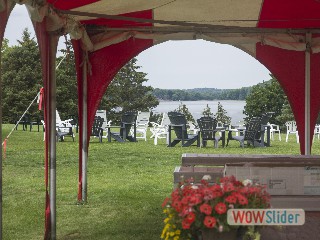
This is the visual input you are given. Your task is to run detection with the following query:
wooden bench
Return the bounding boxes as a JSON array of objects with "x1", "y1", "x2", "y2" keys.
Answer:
[{"x1": 174, "y1": 153, "x2": 320, "y2": 210}]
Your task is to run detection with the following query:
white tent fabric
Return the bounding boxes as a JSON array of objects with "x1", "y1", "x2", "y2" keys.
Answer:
[{"x1": 7, "y1": 0, "x2": 320, "y2": 54}]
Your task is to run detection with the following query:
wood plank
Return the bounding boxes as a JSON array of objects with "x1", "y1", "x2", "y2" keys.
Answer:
[{"x1": 181, "y1": 153, "x2": 320, "y2": 167}]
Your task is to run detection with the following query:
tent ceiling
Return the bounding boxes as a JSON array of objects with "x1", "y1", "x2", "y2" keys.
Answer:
[{"x1": 46, "y1": 0, "x2": 320, "y2": 29}]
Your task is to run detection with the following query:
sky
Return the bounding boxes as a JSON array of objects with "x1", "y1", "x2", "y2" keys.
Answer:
[{"x1": 4, "y1": 5, "x2": 271, "y2": 90}]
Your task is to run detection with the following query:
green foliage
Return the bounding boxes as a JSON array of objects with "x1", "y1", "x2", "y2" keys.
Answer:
[
  {"x1": 100, "y1": 58, "x2": 159, "y2": 122},
  {"x1": 214, "y1": 102, "x2": 231, "y2": 124},
  {"x1": 2, "y1": 29, "x2": 42, "y2": 123},
  {"x1": 243, "y1": 75, "x2": 285, "y2": 125},
  {"x1": 153, "y1": 87, "x2": 251, "y2": 101},
  {"x1": 275, "y1": 97, "x2": 295, "y2": 125},
  {"x1": 202, "y1": 104, "x2": 214, "y2": 117},
  {"x1": 1, "y1": 38, "x2": 9, "y2": 54},
  {"x1": 56, "y1": 39, "x2": 78, "y2": 119},
  {"x1": 175, "y1": 102, "x2": 195, "y2": 123},
  {"x1": 1, "y1": 30, "x2": 78, "y2": 123}
]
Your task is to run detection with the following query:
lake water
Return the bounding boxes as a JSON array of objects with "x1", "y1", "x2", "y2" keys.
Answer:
[{"x1": 152, "y1": 100, "x2": 246, "y2": 124}]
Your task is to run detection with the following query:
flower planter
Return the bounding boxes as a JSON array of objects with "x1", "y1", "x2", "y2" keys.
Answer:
[
  {"x1": 200, "y1": 229, "x2": 238, "y2": 240},
  {"x1": 161, "y1": 176, "x2": 270, "y2": 240}
]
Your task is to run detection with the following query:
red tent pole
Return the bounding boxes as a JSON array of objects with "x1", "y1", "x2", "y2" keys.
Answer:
[
  {"x1": 305, "y1": 32, "x2": 311, "y2": 155},
  {"x1": 0, "y1": 1, "x2": 15, "y2": 238},
  {"x1": 81, "y1": 51, "x2": 88, "y2": 203}
]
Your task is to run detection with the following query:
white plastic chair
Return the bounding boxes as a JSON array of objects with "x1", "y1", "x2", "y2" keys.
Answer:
[
  {"x1": 268, "y1": 122, "x2": 281, "y2": 141},
  {"x1": 313, "y1": 124, "x2": 320, "y2": 142},
  {"x1": 130, "y1": 111, "x2": 150, "y2": 141},
  {"x1": 285, "y1": 121, "x2": 299, "y2": 143},
  {"x1": 187, "y1": 121, "x2": 199, "y2": 135},
  {"x1": 41, "y1": 110, "x2": 74, "y2": 141},
  {"x1": 150, "y1": 112, "x2": 171, "y2": 145}
]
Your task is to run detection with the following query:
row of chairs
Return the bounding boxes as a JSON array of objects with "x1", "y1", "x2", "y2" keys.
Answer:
[
  {"x1": 91, "y1": 111, "x2": 150, "y2": 143},
  {"x1": 39, "y1": 110, "x2": 320, "y2": 146}
]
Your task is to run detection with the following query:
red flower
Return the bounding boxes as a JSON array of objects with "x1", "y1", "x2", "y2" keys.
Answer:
[
  {"x1": 200, "y1": 203, "x2": 212, "y2": 215},
  {"x1": 215, "y1": 202, "x2": 227, "y2": 214},
  {"x1": 189, "y1": 194, "x2": 202, "y2": 206},
  {"x1": 161, "y1": 197, "x2": 170, "y2": 208},
  {"x1": 225, "y1": 195, "x2": 237, "y2": 204},
  {"x1": 172, "y1": 200, "x2": 182, "y2": 212},
  {"x1": 182, "y1": 219, "x2": 191, "y2": 229},
  {"x1": 185, "y1": 212, "x2": 196, "y2": 224},
  {"x1": 212, "y1": 190, "x2": 223, "y2": 198},
  {"x1": 237, "y1": 194, "x2": 248, "y2": 205},
  {"x1": 203, "y1": 216, "x2": 217, "y2": 228},
  {"x1": 223, "y1": 183, "x2": 235, "y2": 192}
]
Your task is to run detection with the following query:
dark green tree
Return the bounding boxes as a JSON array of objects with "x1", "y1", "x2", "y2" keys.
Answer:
[
  {"x1": 56, "y1": 39, "x2": 78, "y2": 120},
  {"x1": 201, "y1": 104, "x2": 213, "y2": 117},
  {"x1": 275, "y1": 97, "x2": 295, "y2": 125},
  {"x1": 214, "y1": 102, "x2": 231, "y2": 124},
  {"x1": 243, "y1": 75, "x2": 285, "y2": 125},
  {"x1": 2, "y1": 29, "x2": 42, "y2": 123},
  {"x1": 100, "y1": 58, "x2": 159, "y2": 121},
  {"x1": 175, "y1": 102, "x2": 195, "y2": 123}
]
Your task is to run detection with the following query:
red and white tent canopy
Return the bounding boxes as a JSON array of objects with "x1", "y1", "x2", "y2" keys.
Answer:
[{"x1": 2, "y1": 1, "x2": 320, "y2": 238}]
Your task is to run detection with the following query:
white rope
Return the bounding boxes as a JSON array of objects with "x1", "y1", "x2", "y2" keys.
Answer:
[
  {"x1": 2, "y1": 91, "x2": 41, "y2": 145},
  {"x1": 2, "y1": 52, "x2": 67, "y2": 146}
]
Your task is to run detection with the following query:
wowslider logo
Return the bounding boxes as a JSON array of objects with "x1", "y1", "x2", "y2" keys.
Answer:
[{"x1": 227, "y1": 209, "x2": 305, "y2": 226}]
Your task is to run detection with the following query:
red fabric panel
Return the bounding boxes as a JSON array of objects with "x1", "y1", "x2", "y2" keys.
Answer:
[
  {"x1": 47, "y1": 0, "x2": 100, "y2": 10},
  {"x1": 0, "y1": 0, "x2": 11, "y2": 43},
  {"x1": 86, "y1": 38, "x2": 153, "y2": 139},
  {"x1": 34, "y1": 20, "x2": 51, "y2": 239},
  {"x1": 72, "y1": 39, "x2": 83, "y2": 202},
  {"x1": 256, "y1": 44, "x2": 320, "y2": 154},
  {"x1": 81, "y1": 10, "x2": 153, "y2": 27},
  {"x1": 258, "y1": 0, "x2": 320, "y2": 28}
]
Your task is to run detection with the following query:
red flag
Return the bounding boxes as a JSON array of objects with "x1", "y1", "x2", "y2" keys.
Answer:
[
  {"x1": 38, "y1": 88, "x2": 44, "y2": 110},
  {"x1": 3, "y1": 138, "x2": 7, "y2": 159}
]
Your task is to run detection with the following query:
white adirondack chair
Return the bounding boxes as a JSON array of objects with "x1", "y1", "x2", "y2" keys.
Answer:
[
  {"x1": 150, "y1": 112, "x2": 171, "y2": 145},
  {"x1": 42, "y1": 110, "x2": 74, "y2": 141},
  {"x1": 130, "y1": 111, "x2": 150, "y2": 141}
]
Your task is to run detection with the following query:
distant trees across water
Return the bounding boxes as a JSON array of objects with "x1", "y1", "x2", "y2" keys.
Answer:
[{"x1": 152, "y1": 87, "x2": 251, "y2": 101}]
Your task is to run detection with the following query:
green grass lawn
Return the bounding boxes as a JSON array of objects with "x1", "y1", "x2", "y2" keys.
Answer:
[{"x1": 2, "y1": 124, "x2": 320, "y2": 239}]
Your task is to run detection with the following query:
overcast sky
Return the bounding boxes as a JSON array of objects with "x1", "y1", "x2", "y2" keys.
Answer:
[{"x1": 5, "y1": 5, "x2": 271, "y2": 90}]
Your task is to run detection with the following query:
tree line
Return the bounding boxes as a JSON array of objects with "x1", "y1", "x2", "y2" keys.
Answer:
[{"x1": 153, "y1": 87, "x2": 251, "y2": 101}]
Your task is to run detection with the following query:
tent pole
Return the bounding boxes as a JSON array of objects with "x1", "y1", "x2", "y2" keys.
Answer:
[
  {"x1": 305, "y1": 32, "x2": 311, "y2": 155},
  {"x1": 82, "y1": 52, "x2": 88, "y2": 203},
  {"x1": 0, "y1": 39, "x2": 3, "y2": 240},
  {"x1": 49, "y1": 35, "x2": 58, "y2": 240}
]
